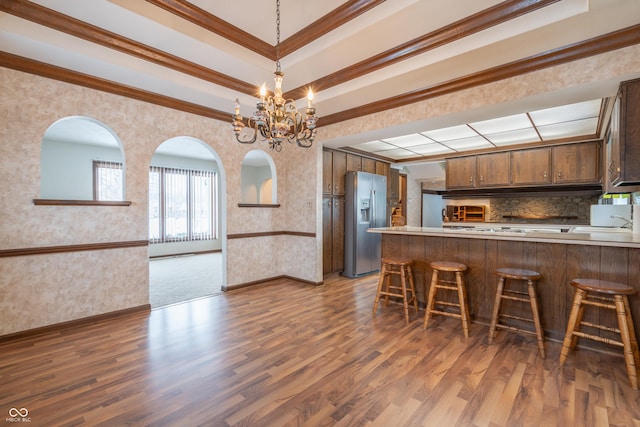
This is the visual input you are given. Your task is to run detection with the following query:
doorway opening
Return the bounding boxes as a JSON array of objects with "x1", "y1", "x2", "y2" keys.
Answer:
[{"x1": 148, "y1": 136, "x2": 226, "y2": 308}]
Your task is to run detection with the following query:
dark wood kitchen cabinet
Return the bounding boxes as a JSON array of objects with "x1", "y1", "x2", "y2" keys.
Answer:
[
  {"x1": 361, "y1": 157, "x2": 376, "y2": 173},
  {"x1": 511, "y1": 147, "x2": 551, "y2": 186},
  {"x1": 608, "y1": 77, "x2": 640, "y2": 186},
  {"x1": 322, "y1": 195, "x2": 345, "y2": 274},
  {"x1": 446, "y1": 156, "x2": 477, "y2": 189},
  {"x1": 553, "y1": 141, "x2": 600, "y2": 184},
  {"x1": 323, "y1": 150, "x2": 346, "y2": 195},
  {"x1": 476, "y1": 152, "x2": 511, "y2": 187},
  {"x1": 346, "y1": 153, "x2": 362, "y2": 172}
]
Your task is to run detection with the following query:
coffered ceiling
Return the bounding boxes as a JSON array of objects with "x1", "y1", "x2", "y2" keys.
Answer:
[{"x1": 1, "y1": 0, "x2": 639, "y2": 163}]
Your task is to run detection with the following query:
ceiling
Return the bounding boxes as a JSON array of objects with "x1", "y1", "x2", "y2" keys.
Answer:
[{"x1": 2, "y1": 0, "x2": 640, "y2": 165}]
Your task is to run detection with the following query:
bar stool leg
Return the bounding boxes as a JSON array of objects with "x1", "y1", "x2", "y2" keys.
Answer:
[
  {"x1": 372, "y1": 263, "x2": 388, "y2": 317},
  {"x1": 400, "y1": 266, "x2": 410, "y2": 324},
  {"x1": 615, "y1": 295, "x2": 639, "y2": 390},
  {"x1": 456, "y1": 271, "x2": 470, "y2": 338},
  {"x1": 527, "y1": 279, "x2": 546, "y2": 359},
  {"x1": 407, "y1": 267, "x2": 418, "y2": 312},
  {"x1": 488, "y1": 276, "x2": 505, "y2": 344},
  {"x1": 560, "y1": 289, "x2": 586, "y2": 365},
  {"x1": 423, "y1": 270, "x2": 438, "y2": 330},
  {"x1": 623, "y1": 296, "x2": 640, "y2": 369}
]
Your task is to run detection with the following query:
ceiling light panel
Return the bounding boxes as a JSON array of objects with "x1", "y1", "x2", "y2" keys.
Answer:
[
  {"x1": 374, "y1": 148, "x2": 419, "y2": 159},
  {"x1": 443, "y1": 136, "x2": 494, "y2": 150},
  {"x1": 409, "y1": 144, "x2": 455, "y2": 155},
  {"x1": 469, "y1": 113, "x2": 532, "y2": 134},
  {"x1": 485, "y1": 128, "x2": 541, "y2": 145},
  {"x1": 529, "y1": 99, "x2": 601, "y2": 126},
  {"x1": 537, "y1": 117, "x2": 599, "y2": 139},
  {"x1": 352, "y1": 140, "x2": 395, "y2": 152},
  {"x1": 421, "y1": 125, "x2": 477, "y2": 142},
  {"x1": 381, "y1": 134, "x2": 431, "y2": 147}
]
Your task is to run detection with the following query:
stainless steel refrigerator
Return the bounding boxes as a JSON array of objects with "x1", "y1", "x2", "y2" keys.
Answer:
[{"x1": 343, "y1": 171, "x2": 387, "y2": 278}]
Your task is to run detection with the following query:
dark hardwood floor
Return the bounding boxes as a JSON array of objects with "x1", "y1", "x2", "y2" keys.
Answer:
[{"x1": 1, "y1": 273, "x2": 639, "y2": 426}]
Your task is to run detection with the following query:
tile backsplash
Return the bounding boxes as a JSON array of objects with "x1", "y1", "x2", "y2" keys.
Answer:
[{"x1": 487, "y1": 195, "x2": 598, "y2": 224}]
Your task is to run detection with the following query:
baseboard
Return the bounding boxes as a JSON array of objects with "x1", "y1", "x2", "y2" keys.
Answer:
[
  {"x1": 223, "y1": 275, "x2": 323, "y2": 292},
  {"x1": 0, "y1": 304, "x2": 151, "y2": 344}
]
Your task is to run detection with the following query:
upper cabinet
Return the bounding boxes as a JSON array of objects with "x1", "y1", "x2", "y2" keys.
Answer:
[
  {"x1": 446, "y1": 142, "x2": 601, "y2": 190},
  {"x1": 361, "y1": 157, "x2": 376, "y2": 174},
  {"x1": 553, "y1": 141, "x2": 600, "y2": 184},
  {"x1": 446, "y1": 153, "x2": 511, "y2": 189},
  {"x1": 476, "y1": 152, "x2": 511, "y2": 187},
  {"x1": 608, "y1": 78, "x2": 640, "y2": 186},
  {"x1": 446, "y1": 156, "x2": 477, "y2": 189},
  {"x1": 511, "y1": 147, "x2": 551, "y2": 186},
  {"x1": 323, "y1": 150, "x2": 346, "y2": 195},
  {"x1": 346, "y1": 153, "x2": 362, "y2": 172}
]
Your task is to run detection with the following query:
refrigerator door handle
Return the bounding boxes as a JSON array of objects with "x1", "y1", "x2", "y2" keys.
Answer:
[{"x1": 371, "y1": 190, "x2": 376, "y2": 227}]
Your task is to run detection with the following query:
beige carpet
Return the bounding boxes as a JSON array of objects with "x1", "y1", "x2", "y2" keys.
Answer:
[{"x1": 149, "y1": 252, "x2": 223, "y2": 308}]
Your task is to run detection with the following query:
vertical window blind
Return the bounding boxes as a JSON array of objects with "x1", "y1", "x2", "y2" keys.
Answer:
[
  {"x1": 149, "y1": 166, "x2": 216, "y2": 243},
  {"x1": 93, "y1": 160, "x2": 124, "y2": 201}
]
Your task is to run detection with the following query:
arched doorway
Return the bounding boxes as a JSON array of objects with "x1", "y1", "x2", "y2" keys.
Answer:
[{"x1": 148, "y1": 136, "x2": 226, "y2": 307}]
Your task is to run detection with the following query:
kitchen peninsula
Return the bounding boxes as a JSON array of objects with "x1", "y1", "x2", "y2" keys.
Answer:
[{"x1": 369, "y1": 226, "x2": 640, "y2": 345}]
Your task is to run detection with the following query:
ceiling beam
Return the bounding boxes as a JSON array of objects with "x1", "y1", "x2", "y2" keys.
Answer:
[
  {"x1": 0, "y1": 0, "x2": 256, "y2": 96},
  {"x1": 0, "y1": 51, "x2": 230, "y2": 122},
  {"x1": 320, "y1": 24, "x2": 640, "y2": 127},
  {"x1": 283, "y1": 0, "x2": 561, "y2": 100}
]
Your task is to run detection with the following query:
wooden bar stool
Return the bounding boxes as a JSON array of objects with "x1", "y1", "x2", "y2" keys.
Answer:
[
  {"x1": 560, "y1": 278, "x2": 640, "y2": 390},
  {"x1": 488, "y1": 268, "x2": 545, "y2": 358},
  {"x1": 372, "y1": 257, "x2": 418, "y2": 323},
  {"x1": 423, "y1": 261, "x2": 471, "y2": 338}
]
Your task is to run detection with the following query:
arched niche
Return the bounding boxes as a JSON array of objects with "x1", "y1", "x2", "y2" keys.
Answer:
[
  {"x1": 38, "y1": 116, "x2": 126, "y2": 204},
  {"x1": 240, "y1": 150, "x2": 278, "y2": 206}
]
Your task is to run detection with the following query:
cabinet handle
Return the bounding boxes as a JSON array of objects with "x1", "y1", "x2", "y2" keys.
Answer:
[
  {"x1": 327, "y1": 184, "x2": 331, "y2": 192},
  {"x1": 328, "y1": 199, "x2": 332, "y2": 207},
  {"x1": 557, "y1": 171, "x2": 562, "y2": 178},
  {"x1": 480, "y1": 175, "x2": 484, "y2": 182},
  {"x1": 334, "y1": 200, "x2": 339, "y2": 207},
  {"x1": 543, "y1": 171, "x2": 547, "y2": 179},
  {"x1": 469, "y1": 176, "x2": 473, "y2": 183},
  {"x1": 334, "y1": 185, "x2": 338, "y2": 192}
]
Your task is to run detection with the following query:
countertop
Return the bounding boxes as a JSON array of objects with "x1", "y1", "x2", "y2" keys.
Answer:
[{"x1": 368, "y1": 226, "x2": 640, "y2": 248}]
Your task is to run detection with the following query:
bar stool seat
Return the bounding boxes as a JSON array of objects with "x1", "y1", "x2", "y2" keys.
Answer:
[
  {"x1": 423, "y1": 261, "x2": 471, "y2": 337},
  {"x1": 488, "y1": 268, "x2": 545, "y2": 358},
  {"x1": 560, "y1": 278, "x2": 640, "y2": 390},
  {"x1": 372, "y1": 257, "x2": 418, "y2": 323}
]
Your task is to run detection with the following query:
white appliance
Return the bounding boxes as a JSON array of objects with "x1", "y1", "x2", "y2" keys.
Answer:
[{"x1": 590, "y1": 205, "x2": 632, "y2": 227}]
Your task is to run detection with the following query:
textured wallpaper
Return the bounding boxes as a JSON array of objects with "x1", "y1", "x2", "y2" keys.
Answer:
[{"x1": 0, "y1": 67, "x2": 320, "y2": 335}]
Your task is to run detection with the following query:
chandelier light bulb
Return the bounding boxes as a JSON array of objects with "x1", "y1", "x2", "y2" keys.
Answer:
[{"x1": 307, "y1": 90, "x2": 314, "y2": 108}]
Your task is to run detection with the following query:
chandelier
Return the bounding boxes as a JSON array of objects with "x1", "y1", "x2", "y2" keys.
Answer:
[{"x1": 231, "y1": 0, "x2": 317, "y2": 151}]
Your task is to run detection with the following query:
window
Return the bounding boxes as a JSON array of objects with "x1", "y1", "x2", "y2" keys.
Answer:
[
  {"x1": 149, "y1": 166, "x2": 217, "y2": 243},
  {"x1": 93, "y1": 161, "x2": 124, "y2": 201}
]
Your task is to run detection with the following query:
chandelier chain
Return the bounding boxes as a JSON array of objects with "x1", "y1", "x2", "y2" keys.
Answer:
[{"x1": 275, "y1": 0, "x2": 281, "y2": 72}]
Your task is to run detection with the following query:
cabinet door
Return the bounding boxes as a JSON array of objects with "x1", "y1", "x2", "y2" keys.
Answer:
[
  {"x1": 322, "y1": 150, "x2": 333, "y2": 195},
  {"x1": 553, "y1": 142, "x2": 600, "y2": 184},
  {"x1": 388, "y1": 167, "x2": 400, "y2": 198},
  {"x1": 361, "y1": 157, "x2": 376, "y2": 173},
  {"x1": 346, "y1": 154, "x2": 362, "y2": 172},
  {"x1": 476, "y1": 152, "x2": 510, "y2": 187},
  {"x1": 332, "y1": 197, "x2": 345, "y2": 272},
  {"x1": 608, "y1": 95, "x2": 621, "y2": 186},
  {"x1": 322, "y1": 196, "x2": 333, "y2": 274},
  {"x1": 332, "y1": 151, "x2": 347, "y2": 195},
  {"x1": 375, "y1": 161, "x2": 387, "y2": 176},
  {"x1": 446, "y1": 157, "x2": 476, "y2": 189},
  {"x1": 511, "y1": 147, "x2": 551, "y2": 186},
  {"x1": 618, "y1": 78, "x2": 640, "y2": 185}
]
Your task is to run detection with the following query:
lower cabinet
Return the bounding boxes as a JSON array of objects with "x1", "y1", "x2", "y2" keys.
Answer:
[{"x1": 323, "y1": 196, "x2": 344, "y2": 274}]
